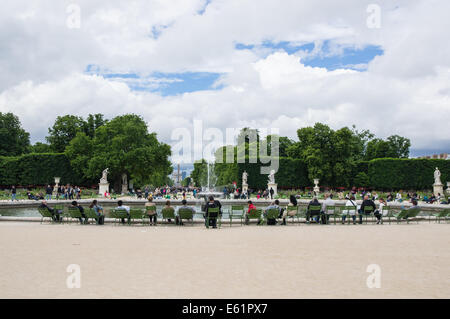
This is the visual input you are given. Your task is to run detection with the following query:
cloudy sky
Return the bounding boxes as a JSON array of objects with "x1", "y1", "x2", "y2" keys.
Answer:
[{"x1": 0, "y1": 0, "x2": 449, "y2": 160}]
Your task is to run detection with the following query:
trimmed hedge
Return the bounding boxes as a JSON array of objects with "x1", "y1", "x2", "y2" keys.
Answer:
[
  {"x1": 368, "y1": 158, "x2": 450, "y2": 190},
  {"x1": 0, "y1": 153, "x2": 87, "y2": 186},
  {"x1": 234, "y1": 157, "x2": 309, "y2": 190}
]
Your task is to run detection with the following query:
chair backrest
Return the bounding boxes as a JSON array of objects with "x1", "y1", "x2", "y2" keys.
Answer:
[
  {"x1": 287, "y1": 206, "x2": 298, "y2": 211},
  {"x1": 364, "y1": 206, "x2": 374, "y2": 213},
  {"x1": 324, "y1": 206, "x2": 335, "y2": 214},
  {"x1": 145, "y1": 205, "x2": 157, "y2": 212},
  {"x1": 309, "y1": 205, "x2": 321, "y2": 213},
  {"x1": 207, "y1": 207, "x2": 220, "y2": 218},
  {"x1": 406, "y1": 208, "x2": 421, "y2": 218},
  {"x1": 85, "y1": 208, "x2": 97, "y2": 219},
  {"x1": 266, "y1": 208, "x2": 279, "y2": 219},
  {"x1": 111, "y1": 209, "x2": 128, "y2": 219},
  {"x1": 231, "y1": 205, "x2": 244, "y2": 212},
  {"x1": 129, "y1": 209, "x2": 144, "y2": 219},
  {"x1": 161, "y1": 207, "x2": 175, "y2": 219},
  {"x1": 178, "y1": 208, "x2": 194, "y2": 219},
  {"x1": 68, "y1": 206, "x2": 83, "y2": 218},
  {"x1": 247, "y1": 209, "x2": 262, "y2": 219},
  {"x1": 38, "y1": 207, "x2": 53, "y2": 218}
]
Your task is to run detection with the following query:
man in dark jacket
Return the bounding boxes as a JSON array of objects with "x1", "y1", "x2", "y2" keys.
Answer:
[
  {"x1": 204, "y1": 196, "x2": 221, "y2": 228},
  {"x1": 306, "y1": 197, "x2": 321, "y2": 223},
  {"x1": 71, "y1": 201, "x2": 87, "y2": 224},
  {"x1": 359, "y1": 195, "x2": 376, "y2": 224},
  {"x1": 39, "y1": 200, "x2": 62, "y2": 222}
]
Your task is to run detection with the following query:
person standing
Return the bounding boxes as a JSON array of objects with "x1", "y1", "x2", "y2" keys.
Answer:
[
  {"x1": 45, "y1": 185, "x2": 53, "y2": 201},
  {"x1": 374, "y1": 198, "x2": 386, "y2": 224},
  {"x1": 269, "y1": 187, "x2": 275, "y2": 200},
  {"x1": 11, "y1": 186, "x2": 17, "y2": 201}
]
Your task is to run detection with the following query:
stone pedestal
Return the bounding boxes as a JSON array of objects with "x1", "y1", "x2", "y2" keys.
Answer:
[
  {"x1": 121, "y1": 184, "x2": 128, "y2": 195},
  {"x1": 99, "y1": 183, "x2": 110, "y2": 196},
  {"x1": 267, "y1": 183, "x2": 278, "y2": 197},
  {"x1": 447, "y1": 182, "x2": 450, "y2": 195},
  {"x1": 53, "y1": 177, "x2": 61, "y2": 196},
  {"x1": 433, "y1": 183, "x2": 444, "y2": 197}
]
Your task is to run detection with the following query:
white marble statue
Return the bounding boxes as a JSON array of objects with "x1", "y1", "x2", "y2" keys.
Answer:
[
  {"x1": 434, "y1": 167, "x2": 442, "y2": 185},
  {"x1": 268, "y1": 169, "x2": 276, "y2": 184},
  {"x1": 242, "y1": 171, "x2": 248, "y2": 185},
  {"x1": 100, "y1": 168, "x2": 109, "y2": 183},
  {"x1": 122, "y1": 173, "x2": 128, "y2": 186}
]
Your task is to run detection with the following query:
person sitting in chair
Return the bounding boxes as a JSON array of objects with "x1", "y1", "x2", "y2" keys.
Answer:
[
  {"x1": 116, "y1": 200, "x2": 130, "y2": 224},
  {"x1": 359, "y1": 195, "x2": 376, "y2": 224},
  {"x1": 89, "y1": 200, "x2": 105, "y2": 225},
  {"x1": 71, "y1": 201, "x2": 87, "y2": 224},
  {"x1": 39, "y1": 200, "x2": 62, "y2": 222},
  {"x1": 177, "y1": 199, "x2": 196, "y2": 225},
  {"x1": 264, "y1": 199, "x2": 282, "y2": 225},
  {"x1": 204, "y1": 196, "x2": 220, "y2": 228}
]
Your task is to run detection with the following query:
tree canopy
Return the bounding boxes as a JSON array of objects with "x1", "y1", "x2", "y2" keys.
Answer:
[
  {"x1": 65, "y1": 114, "x2": 172, "y2": 189},
  {"x1": 0, "y1": 112, "x2": 30, "y2": 156}
]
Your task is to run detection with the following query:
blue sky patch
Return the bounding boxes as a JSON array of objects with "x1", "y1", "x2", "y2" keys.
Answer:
[
  {"x1": 86, "y1": 66, "x2": 223, "y2": 96},
  {"x1": 235, "y1": 40, "x2": 383, "y2": 71}
]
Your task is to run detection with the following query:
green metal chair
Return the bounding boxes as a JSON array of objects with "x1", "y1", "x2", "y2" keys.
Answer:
[
  {"x1": 262, "y1": 208, "x2": 280, "y2": 225},
  {"x1": 85, "y1": 208, "x2": 100, "y2": 224},
  {"x1": 37, "y1": 207, "x2": 54, "y2": 224},
  {"x1": 362, "y1": 206, "x2": 374, "y2": 224},
  {"x1": 67, "y1": 206, "x2": 85, "y2": 224},
  {"x1": 246, "y1": 209, "x2": 262, "y2": 225},
  {"x1": 129, "y1": 208, "x2": 145, "y2": 225},
  {"x1": 285, "y1": 206, "x2": 300, "y2": 224},
  {"x1": 205, "y1": 207, "x2": 221, "y2": 228},
  {"x1": 323, "y1": 206, "x2": 336, "y2": 224},
  {"x1": 161, "y1": 207, "x2": 176, "y2": 224},
  {"x1": 144, "y1": 205, "x2": 157, "y2": 225},
  {"x1": 178, "y1": 208, "x2": 195, "y2": 226},
  {"x1": 434, "y1": 209, "x2": 449, "y2": 223},
  {"x1": 394, "y1": 209, "x2": 409, "y2": 224},
  {"x1": 404, "y1": 207, "x2": 421, "y2": 224},
  {"x1": 110, "y1": 209, "x2": 129, "y2": 225},
  {"x1": 307, "y1": 204, "x2": 321, "y2": 224},
  {"x1": 341, "y1": 206, "x2": 357, "y2": 224},
  {"x1": 229, "y1": 205, "x2": 245, "y2": 226}
]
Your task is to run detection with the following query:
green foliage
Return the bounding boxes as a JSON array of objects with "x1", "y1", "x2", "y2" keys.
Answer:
[
  {"x1": 28, "y1": 142, "x2": 52, "y2": 154},
  {"x1": 365, "y1": 135, "x2": 411, "y2": 160},
  {"x1": 354, "y1": 172, "x2": 370, "y2": 187},
  {"x1": 46, "y1": 114, "x2": 107, "y2": 152},
  {"x1": 0, "y1": 153, "x2": 86, "y2": 186},
  {"x1": 0, "y1": 112, "x2": 30, "y2": 156},
  {"x1": 65, "y1": 114, "x2": 172, "y2": 189},
  {"x1": 368, "y1": 158, "x2": 450, "y2": 190}
]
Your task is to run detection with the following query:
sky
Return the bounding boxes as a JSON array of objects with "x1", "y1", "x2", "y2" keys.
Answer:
[{"x1": 0, "y1": 0, "x2": 449, "y2": 161}]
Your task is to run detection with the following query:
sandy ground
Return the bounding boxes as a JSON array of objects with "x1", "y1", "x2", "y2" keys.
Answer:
[{"x1": 0, "y1": 221, "x2": 449, "y2": 299}]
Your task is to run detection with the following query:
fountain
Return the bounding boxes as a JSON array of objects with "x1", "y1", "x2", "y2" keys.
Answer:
[{"x1": 196, "y1": 161, "x2": 224, "y2": 199}]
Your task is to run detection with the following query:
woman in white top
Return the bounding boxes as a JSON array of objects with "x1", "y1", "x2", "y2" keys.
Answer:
[{"x1": 342, "y1": 195, "x2": 358, "y2": 224}]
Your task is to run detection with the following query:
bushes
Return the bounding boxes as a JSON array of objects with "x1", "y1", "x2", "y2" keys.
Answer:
[
  {"x1": 0, "y1": 153, "x2": 88, "y2": 186},
  {"x1": 368, "y1": 158, "x2": 450, "y2": 190},
  {"x1": 234, "y1": 157, "x2": 309, "y2": 190}
]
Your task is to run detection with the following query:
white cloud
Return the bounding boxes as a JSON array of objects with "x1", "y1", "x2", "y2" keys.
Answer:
[{"x1": 0, "y1": 0, "x2": 449, "y2": 156}]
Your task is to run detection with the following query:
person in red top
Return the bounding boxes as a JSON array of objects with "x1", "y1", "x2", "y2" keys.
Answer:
[{"x1": 245, "y1": 200, "x2": 256, "y2": 225}]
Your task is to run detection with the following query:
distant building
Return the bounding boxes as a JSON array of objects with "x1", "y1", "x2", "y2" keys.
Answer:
[{"x1": 417, "y1": 153, "x2": 448, "y2": 160}]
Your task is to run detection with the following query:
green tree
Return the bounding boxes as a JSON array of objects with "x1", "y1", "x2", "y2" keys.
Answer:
[
  {"x1": 66, "y1": 114, "x2": 172, "y2": 189},
  {"x1": 0, "y1": 112, "x2": 30, "y2": 156},
  {"x1": 46, "y1": 115, "x2": 87, "y2": 152},
  {"x1": 28, "y1": 142, "x2": 52, "y2": 154},
  {"x1": 191, "y1": 159, "x2": 207, "y2": 187}
]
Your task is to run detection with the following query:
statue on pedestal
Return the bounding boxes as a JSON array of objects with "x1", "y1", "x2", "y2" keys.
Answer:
[
  {"x1": 434, "y1": 167, "x2": 442, "y2": 185},
  {"x1": 433, "y1": 167, "x2": 444, "y2": 197},
  {"x1": 242, "y1": 171, "x2": 248, "y2": 185},
  {"x1": 268, "y1": 170, "x2": 276, "y2": 184},
  {"x1": 100, "y1": 168, "x2": 109, "y2": 184}
]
